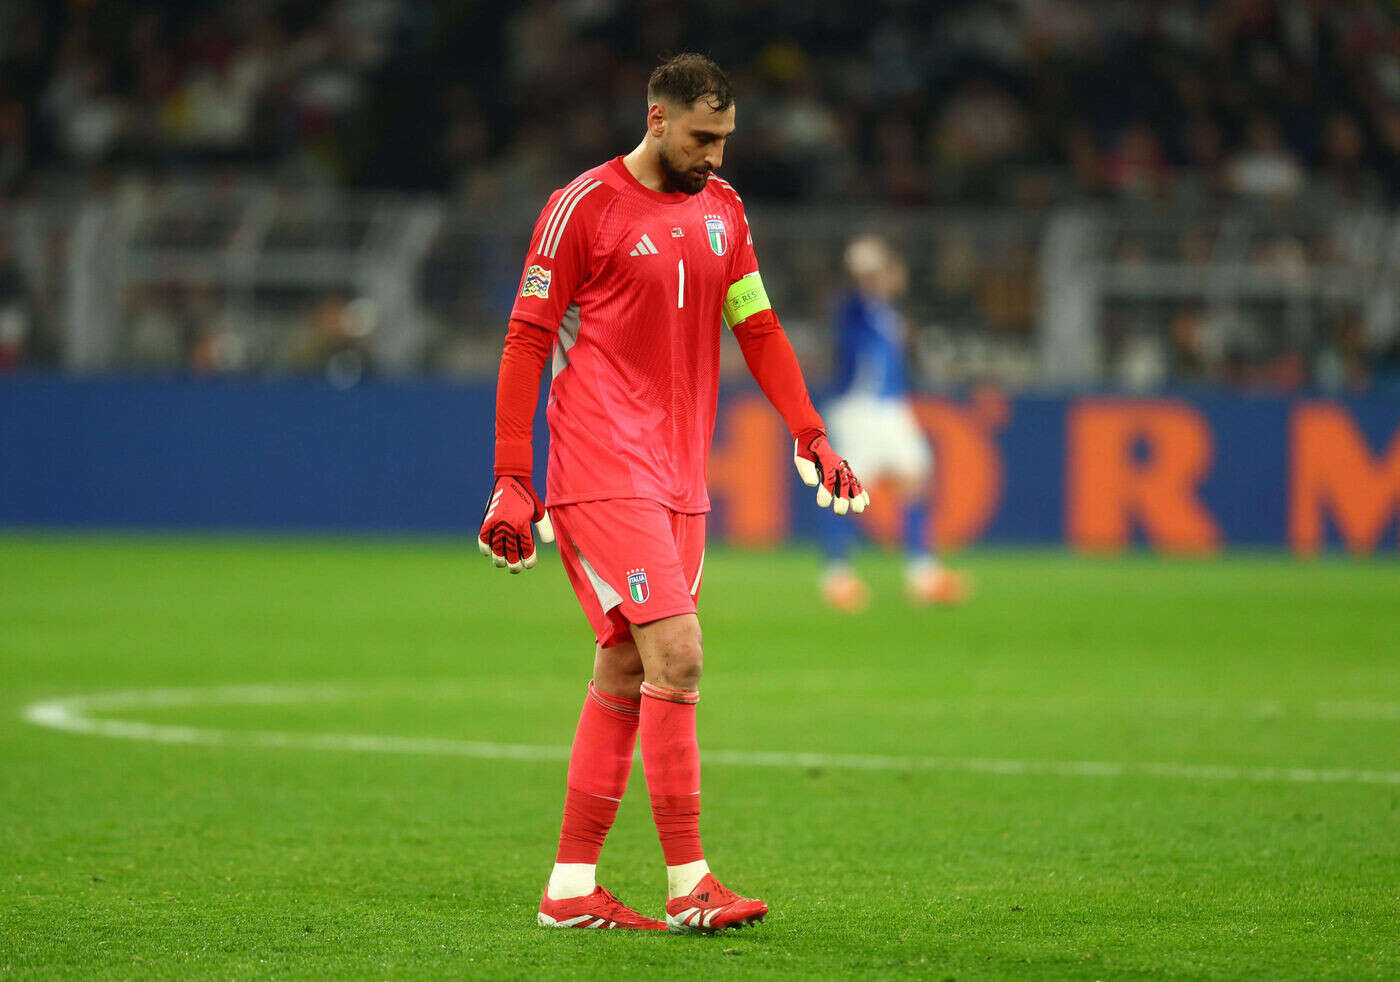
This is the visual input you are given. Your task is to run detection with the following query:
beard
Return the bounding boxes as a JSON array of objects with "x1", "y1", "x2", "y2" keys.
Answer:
[{"x1": 658, "y1": 146, "x2": 711, "y2": 195}]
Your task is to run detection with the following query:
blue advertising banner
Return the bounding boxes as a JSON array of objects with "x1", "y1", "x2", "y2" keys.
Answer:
[{"x1": 2, "y1": 377, "x2": 1397, "y2": 554}]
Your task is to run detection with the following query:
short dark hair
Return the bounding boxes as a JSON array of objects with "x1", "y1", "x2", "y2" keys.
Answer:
[{"x1": 647, "y1": 53, "x2": 734, "y2": 113}]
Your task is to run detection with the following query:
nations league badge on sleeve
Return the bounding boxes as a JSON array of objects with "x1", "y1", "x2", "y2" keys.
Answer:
[{"x1": 521, "y1": 264, "x2": 552, "y2": 299}]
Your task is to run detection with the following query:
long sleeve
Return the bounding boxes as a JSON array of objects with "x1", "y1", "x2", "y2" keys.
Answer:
[
  {"x1": 493, "y1": 318, "x2": 555, "y2": 477},
  {"x1": 731, "y1": 308, "x2": 824, "y2": 440}
]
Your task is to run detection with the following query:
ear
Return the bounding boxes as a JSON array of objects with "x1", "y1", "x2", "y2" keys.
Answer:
[{"x1": 646, "y1": 102, "x2": 667, "y2": 139}]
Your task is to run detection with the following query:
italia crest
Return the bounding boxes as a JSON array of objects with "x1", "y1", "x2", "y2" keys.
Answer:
[
  {"x1": 626, "y1": 568, "x2": 649, "y2": 603},
  {"x1": 520, "y1": 264, "x2": 551, "y2": 299},
  {"x1": 704, "y1": 215, "x2": 727, "y2": 256}
]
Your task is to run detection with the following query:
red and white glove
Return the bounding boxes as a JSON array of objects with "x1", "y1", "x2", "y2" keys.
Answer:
[
  {"x1": 477, "y1": 476, "x2": 554, "y2": 573},
  {"x1": 793, "y1": 429, "x2": 869, "y2": 516}
]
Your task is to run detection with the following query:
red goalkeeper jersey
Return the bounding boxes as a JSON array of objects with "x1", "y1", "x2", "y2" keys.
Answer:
[{"x1": 509, "y1": 157, "x2": 758, "y2": 514}]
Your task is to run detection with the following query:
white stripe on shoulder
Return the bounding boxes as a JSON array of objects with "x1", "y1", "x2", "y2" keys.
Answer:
[
  {"x1": 544, "y1": 179, "x2": 602, "y2": 258},
  {"x1": 536, "y1": 177, "x2": 590, "y2": 255},
  {"x1": 708, "y1": 174, "x2": 741, "y2": 200}
]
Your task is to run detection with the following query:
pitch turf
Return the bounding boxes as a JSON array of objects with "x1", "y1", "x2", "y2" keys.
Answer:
[{"x1": 2, "y1": 536, "x2": 1398, "y2": 978}]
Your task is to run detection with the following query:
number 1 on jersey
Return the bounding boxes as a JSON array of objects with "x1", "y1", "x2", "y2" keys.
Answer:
[{"x1": 676, "y1": 259, "x2": 685, "y2": 309}]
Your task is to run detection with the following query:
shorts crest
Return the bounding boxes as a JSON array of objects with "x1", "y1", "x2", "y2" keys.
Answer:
[{"x1": 626, "y1": 568, "x2": 649, "y2": 603}]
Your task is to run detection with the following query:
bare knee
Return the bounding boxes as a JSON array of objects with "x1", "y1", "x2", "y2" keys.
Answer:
[
  {"x1": 593, "y1": 641, "x2": 645, "y2": 701},
  {"x1": 653, "y1": 634, "x2": 703, "y2": 691},
  {"x1": 636, "y1": 616, "x2": 703, "y2": 691}
]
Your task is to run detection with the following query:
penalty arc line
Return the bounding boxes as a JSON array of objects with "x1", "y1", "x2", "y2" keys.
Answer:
[{"x1": 19, "y1": 685, "x2": 1400, "y2": 787}]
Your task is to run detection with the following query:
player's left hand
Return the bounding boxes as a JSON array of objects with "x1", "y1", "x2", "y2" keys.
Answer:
[
  {"x1": 477, "y1": 475, "x2": 555, "y2": 573},
  {"x1": 793, "y1": 429, "x2": 869, "y2": 516}
]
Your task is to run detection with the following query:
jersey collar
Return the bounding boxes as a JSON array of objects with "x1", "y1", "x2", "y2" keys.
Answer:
[{"x1": 609, "y1": 156, "x2": 694, "y2": 204}]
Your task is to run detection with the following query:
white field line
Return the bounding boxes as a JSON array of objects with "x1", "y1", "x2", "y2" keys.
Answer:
[
  {"x1": 1314, "y1": 701, "x2": 1400, "y2": 721},
  {"x1": 19, "y1": 685, "x2": 1400, "y2": 787}
]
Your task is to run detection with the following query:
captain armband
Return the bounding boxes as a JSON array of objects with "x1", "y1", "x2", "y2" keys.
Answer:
[{"x1": 721, "y1": 272, "x2": 772, "y2": 330}]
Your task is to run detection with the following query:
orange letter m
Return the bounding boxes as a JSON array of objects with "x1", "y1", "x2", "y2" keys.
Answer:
[{"x1": 1290, "y1": 404, "x2": 1400, "y2": 556}]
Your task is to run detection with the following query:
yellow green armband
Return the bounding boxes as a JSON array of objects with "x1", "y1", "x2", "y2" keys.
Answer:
[{"x1": 722, "y1": 272, "x2": 772, "y2": 329}]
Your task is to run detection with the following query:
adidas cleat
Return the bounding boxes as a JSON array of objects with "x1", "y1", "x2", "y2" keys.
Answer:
[
  {"x1": 665, "y1": 873, "x2": 768, "y2": 934},
  {"x1": 537, "y1": 885, "x2": 665, "y2": 930}
]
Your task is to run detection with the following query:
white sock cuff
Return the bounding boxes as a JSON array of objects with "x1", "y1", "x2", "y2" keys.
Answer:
[
  {"x1": 666, "y1": 858, "x2": 710, "y2": 899},
  {"x1": 547, "y1": 862, "x2": 597, "y2": 900}
]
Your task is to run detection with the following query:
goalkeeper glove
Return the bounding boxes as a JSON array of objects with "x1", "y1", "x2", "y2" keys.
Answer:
[
  {"x1": 793, "y1": 429, "x2": 870, "y2": 516},
  {"x1": 477, "y1": 476, "x2": 554, "y2": 573}
]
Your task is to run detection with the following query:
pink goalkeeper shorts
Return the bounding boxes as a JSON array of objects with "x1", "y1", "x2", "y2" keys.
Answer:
[{"x1": 550, "y1": 498, "x2": 706, "y2": 648}]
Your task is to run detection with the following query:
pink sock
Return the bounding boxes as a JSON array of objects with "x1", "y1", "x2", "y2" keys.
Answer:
[
  {"x1": 555, "y1": 683, "x2": 639, "y2": 864},
  {"x1": 638, "y1": 681, "x2": 704, "y2": 865}
]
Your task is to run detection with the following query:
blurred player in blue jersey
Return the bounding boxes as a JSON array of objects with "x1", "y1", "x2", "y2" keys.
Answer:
[{"x1": 820, "y1": 234, "x2": 967, "y2": 610}]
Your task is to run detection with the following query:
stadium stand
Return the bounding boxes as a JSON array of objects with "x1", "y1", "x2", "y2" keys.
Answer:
[{"x1": 2, "y1": 0, "x2": 1400, "y2": 389}]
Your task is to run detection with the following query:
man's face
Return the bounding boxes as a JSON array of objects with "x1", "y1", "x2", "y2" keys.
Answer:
[{"x1": 655, "y1": 100, "x2": 736, "y2": 195}]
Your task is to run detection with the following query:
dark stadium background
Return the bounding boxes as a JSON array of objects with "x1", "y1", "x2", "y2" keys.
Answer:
[{"x1": 2, "y1": 0, "x2": 1399, "y2": 550}]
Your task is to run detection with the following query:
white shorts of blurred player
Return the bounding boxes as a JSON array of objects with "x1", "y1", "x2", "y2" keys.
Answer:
[{"x1": 825, "y1": 393, "x2": 932, "y2": 485}]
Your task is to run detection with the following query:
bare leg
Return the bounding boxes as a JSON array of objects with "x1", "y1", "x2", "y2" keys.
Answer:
[
  {"x1": 592, "y1": 638, "x2": 645, "y2": 702},
  {"x1": 630, "y1": 613, "x2": 703, "y2": 690}
]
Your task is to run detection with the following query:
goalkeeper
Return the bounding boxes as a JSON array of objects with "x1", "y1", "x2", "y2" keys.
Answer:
[{"x1": 477, "y1": 54, "x2": 867, "y2": 934}]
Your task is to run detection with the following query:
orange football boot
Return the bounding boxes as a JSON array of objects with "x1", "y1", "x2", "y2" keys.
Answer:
[
  {"x1": 821, "y1": 568, "x2": 870, "y2": 612},
  {"x1": 907, "y1": 567, "x2": 969, "y2": 606}
]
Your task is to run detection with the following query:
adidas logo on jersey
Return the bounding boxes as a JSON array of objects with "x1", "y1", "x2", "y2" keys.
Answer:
[{"x1": 629, "y1": 234, "x2": 660, "y2": 256}]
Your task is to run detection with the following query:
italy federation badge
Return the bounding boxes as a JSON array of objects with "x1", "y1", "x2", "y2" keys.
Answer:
[
  {"x1": 627, "y1": 568, "x2": 649, "y2": 603},
  {"x1": 705, "y1": 215, "x2": 727, "y2": 256}
]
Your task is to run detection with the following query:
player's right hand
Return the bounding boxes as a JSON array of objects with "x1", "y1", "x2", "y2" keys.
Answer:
[
  {"x1": 477, "y1": 476, "x2": 554, "y2": 573},
  {"x1": 793, "y1": 429, "x2": 870, "y2": 516}
]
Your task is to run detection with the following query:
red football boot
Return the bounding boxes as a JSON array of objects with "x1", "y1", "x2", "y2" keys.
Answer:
[
  {"x1": 537, "y1": 886, "x2": 665, "y2": 930},
  {"x1": 665, "y1": 873, "x2": 768, "y2": 934}
]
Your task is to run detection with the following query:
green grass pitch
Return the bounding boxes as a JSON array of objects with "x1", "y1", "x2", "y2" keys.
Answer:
[{"x1": 2, "y1": 535, "x2": 1398, "y2": 978}]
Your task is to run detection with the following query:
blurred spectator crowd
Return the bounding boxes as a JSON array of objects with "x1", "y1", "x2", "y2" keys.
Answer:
[
  {"x1": 2, "y1": 0, "x2": 1400, "y2": 392},
  {"x1": 0, "y1": 0, "x2": 401, "y2": 190},
  {"x1": 5, "y1": 0, "x2": 1400, "y2": 207}
]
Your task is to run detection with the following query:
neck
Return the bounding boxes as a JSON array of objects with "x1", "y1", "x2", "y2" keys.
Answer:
[{"x1": 623, "y1": 139, "x2": 672, "y2": 193}]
